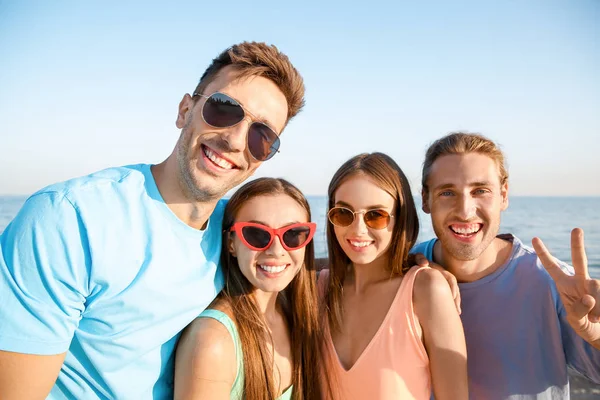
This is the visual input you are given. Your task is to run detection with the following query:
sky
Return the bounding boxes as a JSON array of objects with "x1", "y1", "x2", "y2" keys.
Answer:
[{"x1": 0, "y1": 0, "x2": 598, "y2": 196}]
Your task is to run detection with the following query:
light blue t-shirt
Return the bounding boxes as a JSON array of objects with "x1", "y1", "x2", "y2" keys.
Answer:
[
  {"x1": 0, "y1": 164, "x2": 226, "y2": 399},
  {"x1": 412, "y1": 234, "x2": 600, "y2": 399}
]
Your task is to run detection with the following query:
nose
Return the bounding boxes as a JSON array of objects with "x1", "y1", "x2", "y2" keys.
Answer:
[
  {"x1": 350, "y1": 211, "x2": 369, "y2": 234},
  {"x1": 220, "y1": 118, "x2": 251, "y2": 153},
  {"x1": 456, "y1": 194, "x2": 477, "y2": 220},
  {"x1": 264, "y1": 234, "x2": 286, "y2": 257}
]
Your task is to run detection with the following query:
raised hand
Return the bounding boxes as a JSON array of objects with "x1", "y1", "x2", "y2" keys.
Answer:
[
  {"x1": 412, "y1": 252, "x2": 461, "y2": 315},
  {"x1": 532, "y1": 228, "x2": 600, "y2": 350}
]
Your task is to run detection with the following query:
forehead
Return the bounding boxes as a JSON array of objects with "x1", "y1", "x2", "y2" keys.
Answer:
[
  {"x1": 428, "y1": 153, "x2": 502, "y2": 187},
  {"x1": 334, "y1": 175, "x2": 395, "y2": 209},
  {"x1": 203, "y1": 66, "x2": 289, "y2": 133},
  {"x1": 235, "y1": 193, "x2": 308, "y2": 225}
]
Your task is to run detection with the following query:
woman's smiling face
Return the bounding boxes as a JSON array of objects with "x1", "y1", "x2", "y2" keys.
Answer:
[
  {"x1": 229, "y1": 194, "x2": 309, "y2": 294},
  {"x1": 332, "y1": 175, "x2": 396, "y2": 267}
]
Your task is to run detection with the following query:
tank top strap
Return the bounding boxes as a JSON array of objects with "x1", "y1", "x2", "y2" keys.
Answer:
[
  {"x1": 394, "y1": 265, "x2": 432, "y2": 363},
  {"x1": 198, "y1": 309, "x2": 244, "y2": 399}
]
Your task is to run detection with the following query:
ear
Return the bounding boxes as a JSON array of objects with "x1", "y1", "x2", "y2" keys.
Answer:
[
  {"x1": 421, "y1": 189, "x2": 431, "y2": 214},
  {"x1": 228, "y1": 234, "x2": 237, "y2": 257},
  {"x1": 176, "y1": 93, "x2": 194, "y2": 129},
  {"x1": 500, "y1": 181, "x2": 509, "y2": 211}
]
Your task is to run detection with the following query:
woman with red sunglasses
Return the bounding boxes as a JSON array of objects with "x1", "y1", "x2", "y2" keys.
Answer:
[
  {"x1": 319, "y1": 153, "x2": 468, "y2": 399},
  {"x1": 174, "y1": 178, "x2": 336, "y2": 400}
]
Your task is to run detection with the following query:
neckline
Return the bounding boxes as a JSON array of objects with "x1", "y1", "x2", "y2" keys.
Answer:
[
  {"x1": 142, "y1": 164, "x2": 208, "y2": 238},
  {"x1": 329, "y1": 273, "x2": 407, "y2": 373},
  {"x1": 431, "y1": 234, "x2": 518, "y2": 289}
]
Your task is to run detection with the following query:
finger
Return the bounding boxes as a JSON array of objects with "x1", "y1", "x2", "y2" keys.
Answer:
[
  {"x1": 571, "y1": 228, "x2": 589, "y2": 279},
  {"x1": 586, "y1": 279, "x2": 600, "y2": 321},
  {"x1": 453, "y1": 281, "x2": 462, "y2": 315},
  {"x1": 441, "y1": 270, "x2": 461, "y2": 315},
  {"x1": 532, "y1": 237, "x2": 568, "y2": 281},
  {"x1": 570, "y1": 295, "x2": 596, "y2": 323},
  {"x1": 413, "y1": 253, "x2": 429, "y2": 267}
]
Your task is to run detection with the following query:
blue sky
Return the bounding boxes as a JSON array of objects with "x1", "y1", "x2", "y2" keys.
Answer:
[{"x1": 1, "y1": 0, "x2": 598, "y2": 196}]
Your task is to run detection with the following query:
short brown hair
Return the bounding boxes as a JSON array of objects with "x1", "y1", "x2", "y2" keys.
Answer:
[
  {"x1": 193, "y1": 42, "x2": 305, "y2": 125},
  {"x1": 422, "y1": 132, "x2": 509, "y2": 194}
]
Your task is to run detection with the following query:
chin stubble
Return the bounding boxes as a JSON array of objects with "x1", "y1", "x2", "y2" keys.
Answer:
[{"x1": 176, "y1": 123, "x2": 223, "y2": 202}]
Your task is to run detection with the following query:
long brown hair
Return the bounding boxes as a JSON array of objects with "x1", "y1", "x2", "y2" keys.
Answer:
[
  {"x1": 324, "y1": 153, "x2": 420, "y2": 333},
  {"x1": 219, "y1": 177, "x2": 331, "y2": 400}
]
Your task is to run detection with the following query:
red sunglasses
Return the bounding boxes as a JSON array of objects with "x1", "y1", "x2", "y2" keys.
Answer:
[{"x1": 230, "y1": 222, "x2": 316, "y2": 251}]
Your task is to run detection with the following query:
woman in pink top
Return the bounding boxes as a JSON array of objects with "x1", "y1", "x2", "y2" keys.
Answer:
[{"x1": 319, "y1": 153, "x2": 468, "y2": 399}]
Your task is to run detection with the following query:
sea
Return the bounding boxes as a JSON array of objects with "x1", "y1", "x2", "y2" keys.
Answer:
[{"x1": 1, "y1": 195, "x2": 599, "y2": 278}]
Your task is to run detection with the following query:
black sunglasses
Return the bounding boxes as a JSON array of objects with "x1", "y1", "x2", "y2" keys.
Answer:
[{"x1": 194, "y1": 92, "x2": 281, "y2": 161}]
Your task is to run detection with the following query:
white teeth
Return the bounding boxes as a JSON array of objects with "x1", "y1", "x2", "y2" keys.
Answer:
[
  {"x1": 451, "y1": 225, "x2": 481, "y2": 235},
  {"x1": 258, "y1": 264, "x2": 287, "y2": 273},
  {"x1": 204, "y1": 147, "x2": 235, "y2": 170},
  {"x1": 350, "y1": 240, "x2": 372, "y2": 248}
]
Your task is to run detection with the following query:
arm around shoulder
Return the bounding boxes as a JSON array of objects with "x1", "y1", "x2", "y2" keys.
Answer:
[
  {"x1": 174, "y1": 317, "x2": 238, "y2": 400},
  {"x1": 413, "y1": 268, "x2": 468, "y2": 400}
]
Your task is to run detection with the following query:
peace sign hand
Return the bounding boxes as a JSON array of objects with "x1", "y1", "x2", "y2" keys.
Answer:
[{"x1": 532, "y1": 228, "x2": 600, "y2": 350}]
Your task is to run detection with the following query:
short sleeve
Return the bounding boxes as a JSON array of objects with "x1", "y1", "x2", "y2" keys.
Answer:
[{"x1": 0, "y1": 191, "x2": 90, "y2": 355}]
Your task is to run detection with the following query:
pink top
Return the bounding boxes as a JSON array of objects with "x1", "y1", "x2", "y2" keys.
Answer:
[{"x1": 319, "y1": 266, "x2": 431, "y2": 400}]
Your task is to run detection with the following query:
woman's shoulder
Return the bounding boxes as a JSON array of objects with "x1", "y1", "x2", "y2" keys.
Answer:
[
  {"x1": 179, "y1": 310, "x2": 237, "y2": 365},
  {"x1": 412, "y1": 267, "x2": 453, "y2": 305},
  {"x1": 174, "y1": 309, "x2": 238, "y2": 397}
]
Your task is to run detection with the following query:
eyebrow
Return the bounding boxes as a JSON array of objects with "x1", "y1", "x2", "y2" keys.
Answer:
[
  {"x1": 432, "y1": 181, "x2": 494, "y2": 191},
  {"x1": 334, "y1": 201, "x2": 390, "y2": 210},
  {"x1": 246, "y1": 220, "x2": 304, "y2": 227}
]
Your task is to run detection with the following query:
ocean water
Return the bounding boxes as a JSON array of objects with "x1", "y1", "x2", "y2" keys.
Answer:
[{"x1": 1, "y1": 195, "x2": 599, "y2": 278}]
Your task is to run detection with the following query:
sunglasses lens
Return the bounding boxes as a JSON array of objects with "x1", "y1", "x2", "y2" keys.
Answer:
[
  {"x1": 365, "y1": 209, "x2": 391, "y2": 229},
  {"x1": 282, "y1": 226, "x2": 312, "y2": 249},
  {"x1": 328, "y1": 208, "x2": 354, "y2": 227},
  {"x1": 203, "y1": 93, "x2": 245, "y2": 127},
  {"x1": 241, "y1": 226, "x2": 271, "y2": 249},
  {"x1": 248, "y1": 123, "x2": 280, "y2": 161}
]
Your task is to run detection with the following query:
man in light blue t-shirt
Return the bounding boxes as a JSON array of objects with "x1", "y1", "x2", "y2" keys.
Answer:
[
  {"x1": 0, "y1": 42, "x2": 305, "y2": 399},
  {"x1": 413, "y1": 132, "x2": 600, "y2": 399}
]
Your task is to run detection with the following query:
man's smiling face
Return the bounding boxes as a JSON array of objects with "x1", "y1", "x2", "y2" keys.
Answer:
[
  {"x1": 175, "y1": 66, "x2": 288, "y2": 202},
  {"x1": 423, "y1": 152, "x2": 509, "y2": 261}
]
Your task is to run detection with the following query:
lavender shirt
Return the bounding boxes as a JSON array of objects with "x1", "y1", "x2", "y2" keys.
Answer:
[{"x1": 412, "y1": 234, "x2": 600, "y2": 399}]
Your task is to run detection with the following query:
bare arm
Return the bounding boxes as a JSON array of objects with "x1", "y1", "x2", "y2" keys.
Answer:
[
  {"x1": 174, "y1": 317, "x2": 237, "y2": 400},
  {"x1": 414, "y1": 268, "x2": 468, "y2": 400},
  {"x1": 0, "y1": 351, "x2": 65, "y2": 399}
]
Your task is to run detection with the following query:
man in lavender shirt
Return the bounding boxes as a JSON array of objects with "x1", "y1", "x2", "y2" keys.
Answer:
[{"x1": 412, "y1": 132, "x2": 600, "y2": 399}]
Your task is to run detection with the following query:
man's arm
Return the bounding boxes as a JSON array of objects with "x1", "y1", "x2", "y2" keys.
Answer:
[
  {"x1": 533, "y1": 228, "x2": 600, "y2": 349},
  {"x1": 533, "y1": 228, "x2": 600, "y2": 383},
  {"x1": 0, "y1": 192, "x2": 89, "y2": 398},
  {"x1": 0, "y1": 352, "x2": 66, "y2": 399}
]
